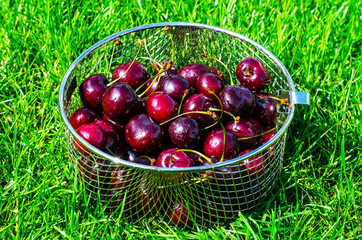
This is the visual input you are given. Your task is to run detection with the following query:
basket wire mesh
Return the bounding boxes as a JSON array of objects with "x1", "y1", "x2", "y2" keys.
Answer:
[{"x1": 59, "y1": 22, "x2": 307, "y2": 227}]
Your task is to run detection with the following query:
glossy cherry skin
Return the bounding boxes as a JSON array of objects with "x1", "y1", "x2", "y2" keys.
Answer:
[
  {"x1": 236, "y1": 57, "x2": 271, "y2": 92},
  {"x1": 102, "y1": 83, "x2": 141, "y2": 122},
  {"x1": 69, "y1": 108, "x2": 101, "y2": 130},
  {"x1": 153, "y1": 61, "x2": 179, "y2": 76},
  {"x1": 203, "y1": 128, "x2": 240, "y2": 159},
  {"x1": 218, "y1": 85, "x2": 255, "y2": 117},
  {"x1": 74, "y1": 123, "x2": 106, "y2": 153},
  {"x1": 261, "y1": 129, "x2": 275, "y2": 156},
  {"x1": 145, "y1": 92, "x2": 178, "y2": 123},
  {"x1": 158, "y1": 75, "x2": 194, "y2": 102},
  {"x1": 253, "y1": 92, "x2": 277, "y2": 129},
  {"x1": 125, "y1": 114, "x2": 164, "y2": 154},
  {"x1": 94, "y1": 120, "x2": 121, "y2": 153},
  {"x1": 225, "y1": 118, "x2": 263, "y2": 149},
  {"x1": 195, "y1": 73, "x2": 224, "y2": 101},
  {"x1": 156, "y1": 148, "x2": 194, "y2": 168},
  {"x1": 79, "y1": 74, "x2": 109, "y2": 111},
  {"x1": 167, "y1": 200, "x2": 196, "y2": 228},
  {"x1": 178, "y1": 63, "x2": 211, "y2": 87},
  {"x1": 182, "y1": 94, "x2": 217, "y2": 127},
  {"x1": 168, "y1": 117, "x2": 201, "y2": 149},
  {"x1": 112, "y1": 61, "x2": 150, "y2": 90},
  {"x1": 208, "y1": 66, "x2": 225, "y2": 80},
  {"x1": 238, "y1": 149, "x2": 264, "y2": 180},
  {"x1": 143, "y1": 75, "x2": 164, "y2": 96}
]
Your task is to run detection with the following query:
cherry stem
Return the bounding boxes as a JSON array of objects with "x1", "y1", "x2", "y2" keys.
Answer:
[
  {"x1": 177, "y1": 89, "x2": 190, "y2": 115},
  {"x1": 218, "y1": 118, "x2": 226, "y2": 162},
  {"x1": 136, "y1": 155, "x2": 156, "y2": 166},
  {"x1": 165, "y1": 26, "x2": 175, "y2": 63},
  {"x1": 170, "y1": 149, "x2": 213, "y2": 165},
  {"x1": 159, "y1": 110, "x2": 215, "y2": 126},
  {"x1": 202, "y1": 53, "x2": 234, "y2": 85},
  {"x1": 237, "y1": 127, "x2": 276, "y2": 141},
  {"x1": 259, "y1": 96, "x2": 289, "y2": 105},
  {"x1": 106, "y1": 40, "x2": 120, "y2": 78},
  {"x1": 107, "y1": 39, "x2": 144, "y2": 87},
  {"x1": 142, "y1": 39, "x2": 160, "y2": 67},
  {"x1": 244, "y1": 66, "x2": 252, "y2": 77},
  {"x1": 207, "y1": 88, "x2": 223, "y2": 119},
  {"x1": 137, "y1": 74, "x2": 163, "y2": 97},
  {"x1": 207, "y1": 107, "x2": 238, "y2": 121}
]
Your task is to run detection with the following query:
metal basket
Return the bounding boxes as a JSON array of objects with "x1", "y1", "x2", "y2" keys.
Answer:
[{"x1": 58, "y1": 22, "x2": 309, "y2": 227}]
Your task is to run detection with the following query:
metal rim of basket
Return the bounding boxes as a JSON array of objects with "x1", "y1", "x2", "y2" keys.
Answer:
[{"x1": 58, "y1": 22, "x2": 296, "y2": 173}]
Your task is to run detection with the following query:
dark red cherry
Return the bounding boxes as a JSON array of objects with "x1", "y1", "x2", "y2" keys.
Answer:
[
  {"x1": 125, "y1": 114, "x2": 164, "y2": 154},
  {"x1": 145, "y1": 92, "x2": 178, "y2": 123},
  {"x1": 182, "y1": 94, "x2": 217, "y2": 127},
  {"x1": 74, "y1": 122, "x2": 107, "y2": 153},
  {"x1": 238, "y1": 149, "x2": 265, "y2": 180},
  {"x1": 261, "y1": 129, "x2": 275, "y2": 156},
  {"x1": 158, "y1": 75, "x2": 194, "y2": 102},
  {"x1": 225, "y1": 118, "x2": 263, "y2": 149},
  {"x1": 155, "y1": 148, "x2": 194, "y2": 168},
  {"x1": 79, "y1": 74, "x2": 108, "y2": 111},
  {"x1": 168, "y1": 117, "x2": 201, "y2": 149},
  {"x1": 143, "y1": 75, "x2": 164, "y2": 96},
  {"x1": 203, "y1": 128, "x2": 239, "y2": 159},
  {"x1": 178, "y1": 63, "x2": 211, "y2": 87},
  {"x1": 253, "y1": 92, "x2": 277, "y2": 129},
  {"x1": 69, "y1": 108, "x2": 101, "y2": 130},
  {"x1": 94, "y1": 120, "x2": 122, "y2": 153},
  {"x1": 102, "y1": 83, "x2": 141, "y2": 122},
  {"x1": 112, "y1": 61, "x2": 150, "y2": 90},
  {"x1": 218, "y1": 85, "x2": 255, "y2": 117},
  {"x1": 236, "y1": 57, "x2": 271, "y2": 92},
  {"x1": 195, "y1": 73, "x2": 224, "y2": 101},
  {"x1": 167, "y1": 199, "x2": 196, "y2": 228}
]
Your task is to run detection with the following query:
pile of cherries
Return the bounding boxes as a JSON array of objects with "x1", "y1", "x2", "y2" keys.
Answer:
[{"x1": 69, "y1": 54, "x2": 278, "y2": 226}]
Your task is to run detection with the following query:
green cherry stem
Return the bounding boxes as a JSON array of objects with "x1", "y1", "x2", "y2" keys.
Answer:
[
  {"x1": 177, "y1": 89, "x2": 190, "y2": 115},
  {"x1": 202, "y1": 53, "x2": 234, "y2": 85},
  {"x1": 259, "y1": 96, "x2": 289, "y2": 105},
  {"x1": 218, "y1": 118, "x2": 226, "y2": 162},
  {"x1": 237, "y1": 127, "x2": 276, "y2": 141},
  {"x1": 159, "y1": 110, "x2": 216, "y2": 126},
  {"x1": 170, "y1": 149, "x2": 214, "y2": 165}
]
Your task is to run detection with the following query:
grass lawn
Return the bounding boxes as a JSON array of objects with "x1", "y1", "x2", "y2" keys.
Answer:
[{"x1": 1, "y1": 0, "x2": 361, "y2": 239}]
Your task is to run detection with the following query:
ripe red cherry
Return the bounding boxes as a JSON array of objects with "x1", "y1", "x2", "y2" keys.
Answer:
[
  {"x1": 168, "y1": 117, "x2": 201, "y2": 148},
  {"x1": 158, "y1": 75, "x2": 194, "y2": 102},
  {"x1": 218, "y1": 85, "x2": 255, "y2": 117},
  {"x1": 125, "y1": 114, "x2": 164, "y2": 154},
  {"x1": 261, "y1": 129, "x2": 275, "y2": 156},
  {"x1": 225, "y1": 118, "x2": 263, "y2": 149},
  {"x1": 195, "y1": 73, "x2": 224, "y2": 101},
  {"x1": 203, "y1": 128, "x2": 240, "y2": 159},
  {"x1": 182, "y1": 94, "x2": 217, "y2": 127},
  {"x1": 143, "y1": 75, "x2": 164, "y2": 96},
  {"x1": 145, "y1": 92, "x2": 178, "y2": 123},
  {"x1": 69, "y1": 108, "x2": 101, "y2": 130},
  {"x1": 253, "y1": 92, "x2": 277, "y2": 129},
  {"x1": 74, "y1": 122, "x2": 106, "y2": 153},
  {"x1": 236, "y1": 57, "x2": 271, "y2": 92},
  {"x1": 94, "y1": 120, "x2": 122, "y2": 154},
  {"x1": 102, "y1": 83, "x2": 141, "y2": 122},
  {"x1": 79, "y1": 74, "x2": 108, "y2": 111},
  {"x1": 153, "y1": 61, "x2": 179, "y2": 76},
  {"x1": 155, "y1": 148, "x2": 194, "y2": 168},
  {"x1": 167, "y1": 200, "x2": 196, "y2": 228},
  {"x1": 178, "y1": 63, "x2": 211, "y2": 87},
  {"x1": 112, "y1": 61, "x2": 150, "y2": 90},
  {"x1": 238, "y1": 149, "x2": 265, "y2": 180}
]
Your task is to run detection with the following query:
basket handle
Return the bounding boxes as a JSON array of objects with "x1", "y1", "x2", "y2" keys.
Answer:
[{"x1": 290, "y1": 92, "x2": 310, "y2": 105}]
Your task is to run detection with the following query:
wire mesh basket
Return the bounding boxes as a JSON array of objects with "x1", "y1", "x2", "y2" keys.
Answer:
[{"x1": 58, "y1": 22, "x2": 309, "y2": 227}]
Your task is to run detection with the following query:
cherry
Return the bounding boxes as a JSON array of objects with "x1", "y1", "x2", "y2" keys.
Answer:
[
  {"x1": 102, "y1": 113, "x2": 126, "y2": 136},
  {"x1": 195, "y1": 73, "x2": 224, "y2": 101},
  {"x1": 158, "y1": 75, "x2": 194, "y2": 102},
  {"x1": 236, "y1": 57, "x2": 271, "y2": 92},
  {"x1": 167, "y1": 199, "x2": 196, "y2": 228},
  {"x1": 168, "y1": 117, "x2": 201, "y2": 149},
  {"x1": 261, "y1": 129, "x2": 275, "y2": 156},
  {"x1": 182, "y1": 94, "x2": 217, "y2": 127},
  {"x1": 253, "y1": 92, "x2": 277, "y2": 129},
  {"x1": 74, "y1": 122, "x2": 106, "y2": 153},
  {"x1": 94, "y1": 120, "x2": 122, "y2": 153},
  {"x1": 155, "y1": 148, "x2": 194, "y2": 168},
  {"x1": 112, "y1": 61, "x2": 150, "y2": 90},
  {"x1": 225, "y1": 118, "x2": 263, "y2": 149},
  {"x1": 203, "y1": 128, "x2": 239, "y2": 160},
  {"x1": 178, "y1": 63, "x2": 211, "y2": 87},
  {"x1": 218, "y1": 85, "x2": 255, "y2": 118},
  {"x1": 145, "y1": 92, "x2": 178, "y2": 123},
  {"x1": 153, "y1": 61, "x2": 179, "y2": 76},
  {"x1": 69, "y1": 107, "x2": 101, "y2": 130},
  {"x1": 102, "y1": 83, "x2": 141, "y2": 122},
  {"x1": 143, "y1": 75, "x2": 164, "y2": 97},
  {"x1": 238, "y1": 149, "x2": 265, "y2": 180},
  {"x1": 79, "y1": 74, "x2": 109, "y2": 111},
  {"x1": 125, "y1": 114, "x2": 164, "y2": 154}
]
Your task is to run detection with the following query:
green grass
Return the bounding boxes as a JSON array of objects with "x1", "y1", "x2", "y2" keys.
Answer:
[{"x1": 1, "y1": 0, "x2": 361, "y2": 239}]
